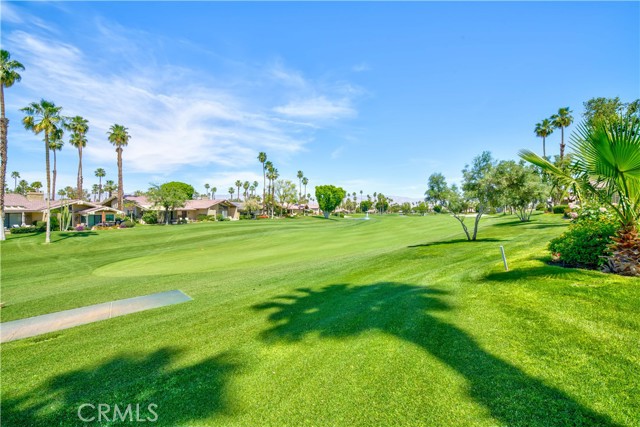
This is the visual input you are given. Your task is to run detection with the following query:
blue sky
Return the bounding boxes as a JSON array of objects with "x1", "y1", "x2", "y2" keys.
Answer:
[{"x1": 2, "y1": 1, "x2": 638, "y2": 200}]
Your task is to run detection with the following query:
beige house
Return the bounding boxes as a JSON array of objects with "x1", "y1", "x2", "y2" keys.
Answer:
[
  {"x1": 3, "y1": 192, "x2": 123, "y2": 229},
  {"x1": 103, "y1": 195, "x2": 241, "y2": 222},
  {"x1": 287, "y1": 202, "x2": 321, "y2": 216}
]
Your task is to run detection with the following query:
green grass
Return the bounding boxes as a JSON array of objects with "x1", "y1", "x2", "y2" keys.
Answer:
[{"x1": 1, "y1": 213, "x2": 638, "y2": 426}]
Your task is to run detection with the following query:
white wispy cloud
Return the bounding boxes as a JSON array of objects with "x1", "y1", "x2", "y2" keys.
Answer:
[
  {"x1": 274, "y1": 96, "x2": 355, "y2": 120},
  {"x1": 6, "y1": 17, "x2": 362, "y2": 179},
  {"x1": 352, "y1": 62, "x2": 371, "y2": 73}
]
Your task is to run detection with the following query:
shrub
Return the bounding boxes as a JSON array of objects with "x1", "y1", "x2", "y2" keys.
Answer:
[
  {"x1": 123, "y1": 220, "x2": 135, "y2": 228},
  {"x1": 257, "y1": 214, "x2": 269, "y2": 219},
  {"x1": 75, "y1": 225, "x2": 85, "y2": 231},
  {"x1": 142, "y1": 211, "x2": 158, "y2": 224},
  {"x1": 433, "y1": 205, "x2": 443, "y2": 213},
  {"x1": 552, "y1": 205, "x2": 569, "y2": 214},
  {"x1": 10, "y1": 226, "x2": 39, "y2": 234},
  {"x1": 549, "y1": 218, "x2": 617, "y2": 268},
  {"x1": 535, "y1": 202, "x2": 546, "y2": 211}
]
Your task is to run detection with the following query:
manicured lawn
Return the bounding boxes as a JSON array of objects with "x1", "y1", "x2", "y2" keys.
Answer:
[{"x1": 1, "y1": 214, "x2": 638, "y2": 426}]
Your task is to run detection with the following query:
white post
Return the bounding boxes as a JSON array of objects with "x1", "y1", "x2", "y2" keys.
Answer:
[{"x1": 500, "y1": 246, "x2": 509, "y2": 271}]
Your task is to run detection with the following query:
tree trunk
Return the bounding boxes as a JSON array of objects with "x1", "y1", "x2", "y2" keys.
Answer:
[
  {"x1": 51, "y1": 148, "x2": 57, "y2": 201},
  {"x1": 542, "y1": 136, "x2": 546, "y2": 158},
  {"x1": 98, "y1": 176, "x2": 102, "y2": 202},
  {"x1": 559, "y1": 127, "x2": 565, "y2": 161},
  {"x1": 323, "y1": 211, "x2": 330, "y2": 219},
  {"x1": 0, "y1": 84, "x2": 7, "y2": 241},
  {"x1": 117, "y1": 147, "x2": 123, "y2": 210},
  {"x1": 452, "y1": 213, "x2": 471, "y2": 240},
  {"x1": 77, "y1": 145, "x2": 83, "y2": 200},
  {"x1": 471, "y1": 210, "x2": 484, "y2": 241},
  {"x1": 45, "y1": 133, "x2": 51, "y2": 244},
  {"x1": 262, "y1": 165, "x2": 266, "y2": 212}
]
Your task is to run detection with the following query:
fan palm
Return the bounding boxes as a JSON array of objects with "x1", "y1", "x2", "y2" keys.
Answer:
[
  {"x1": 10, "y1": 171, "x2": 19, "y2": 190},
  {"x1": 228, "y1": 187, "x2": 234, "y2": 199},
  {"x1": 211, "y1": 186, "x2": 217, "y2": 200},
  {"x1": 66, "y1": 116, "x2": 89, "y2": 200},
  {"x1": 302, "y1": 177, "x2": 309, "y2": 202},
  {"x1": 21, "y1": 99, "x2": 64, "y2": 244},
  {"x1": 258, "y1": 152, "x2": 267, "y2": 205},
  {"x1": 551, "y1": 107, "x2": 573, "y2": 161},
  {"x1": 235, "y1": 180, "x2": 242, "y2": 201},
  {"x1": 95, "y1": 168, "x2": 106, "y2": 201},
  {"x1": 49, "y1": 127, "x2": 64, "y2": 200},
  {"x1": 520, "y1": 118, "x2": 640, "y2": 276},
  {"x1": 534, "y1": 118, "x2": 554, "y2": 158},
  {"x1": 107, "y1": 124, "x2": 130, "y2": 210},
  {"x1": 104, "y1": 180, "x2": 116, "y2": 198},
  {"x1": 243, "y1": 181, "x2": 250, "y2": 200},
  {"x1": 1, "y1": 50, "x2": 24, "y2": 240},
  {"x1": 204, "y1": 183, "x2": 210, "y2": 199},
  {"x1": 297, "y1": 170, "x2": 304, "y2": 200}
]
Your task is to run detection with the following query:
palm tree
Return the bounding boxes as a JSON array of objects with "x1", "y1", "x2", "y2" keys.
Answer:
[
  {"x1": 1, "y1": 50, "x2": 24, "y2": 240},
  {"x1": 228, "y1": 187, "x2": 234, "y2": 200},
  {"x1": 21, "y1": 99, "x2": 64, "y2": 244},
  {"x1": 211, "y1": 186, "x2": 217, "y2": 200},
  {"x1": 95, "y1": 168, "x2": 106, "y2": 201},
  {"x1": 551, "y1": 107, "x2": 574, "y2": 161},
  {"x1": 234, "y1": 180, "x2": 242, "y2": 201},
  {"x1": 10, "y1": 171, "x2": 19, "y2": 190},
  {"x1": 252, "y1": 181, "x2": 259, "y2": 198},
  {"x1": 91, "y1": 184, "x2": 100, "y2": 201},
  {"x1": 31, "y1": 181, "x2": 42, "y2": 192},
  {"x1": 66, "y1": 116, "x2": 89, "y2": 200},
  {"x1": 520, "y1": 117, "x2": 640, "y2": 276},
  {"x1": 302, "y1": 177, "x2": 309, "y2": 202},
  {"x1": 243, "y1": 181, "x2": 250, "y2": 200},
  {"x1": 49, "y1": 127, "x2": 64, "y2": 200},
  {"x1": 104, "y1": 180, "x2": 116, "y2": 198},
  {"x1": 204, "y1": 183, "x2": 210, "y2": 199},
  {"x1": 57, "y1": 188, "x2": 66, "y2": 200},
  {"x1": 258, "y1": 152, "x2": 267, "y2": 206},
  {"x1": 534, "y1": 118, "x2": 554, "y2": 158},
  {"x1": 297, "y1": 170, "x2": 304, "y2": 200},
  {"x1": 107, "y1": 124, "x2": 130, "y2": 210}
]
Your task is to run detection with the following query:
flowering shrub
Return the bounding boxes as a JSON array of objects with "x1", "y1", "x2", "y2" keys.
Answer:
[{"x1": 75, "y1": 225, "x2": 85, "y2": 231}]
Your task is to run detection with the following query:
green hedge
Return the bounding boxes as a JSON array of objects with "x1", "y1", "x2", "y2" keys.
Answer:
[{"x1": 552, "y1": 205, "x2": 569, "y2": 214}]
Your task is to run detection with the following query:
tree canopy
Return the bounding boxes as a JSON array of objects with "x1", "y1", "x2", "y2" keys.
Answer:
[{"x1": 315, "y1": 185, "x2": 346, "y2": 218}]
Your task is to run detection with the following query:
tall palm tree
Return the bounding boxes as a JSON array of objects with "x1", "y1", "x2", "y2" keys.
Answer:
[
  {"x1": 243, "y1": 180, "x2": 250, "y2": 200},
  {"x1": 1, "y1": 50, "x2": 24, "y2": 240},
  {"x1": 104, "y1": 180, "x2": 116, "y2": 198},
  {"x1": 211, "y1": 186, "x2": 217, "y2": 200},
  {"x1": 204, "y1": 183, "x2": 210, "y2": 199},
  {"x1": 95, "y1": 168, "x2": 106, "y2": 201},
  {"x1": 235, "y1": 180, "x2": 242, "y2": 201},
  {"x1": 66, "y1": 116, "x2": 89, "y2": 200},
  {"x1": 228, "y1": 187, "x2": 234, "y2": 200},
  {"x1": 57, "y1": 188, "x2": 66, "y2": 200},
  {"x1": 91, "y1": 184, "x2": 100, "y2": 202},
  {"x1": 520, "y1": 117, "x2": 640, "y2": 276},
  {"x1": 49, "y1": 127, "x2": 64, "y2": 200},
  {"x1": 252, "y1": 180, "x2": 259, "y2": 198},
  {"x1": 21, "y1": 99, "x2": 64, "y2": 244},
  {"x1": 258, "y1": 152, "x2": 267, "y2": 207},
  {"x1": 297, "y1": 170, "x2": 304, "y2": 200},
  {"x1": 10, "y1": 171, "x2": 19, "y2": 190},
  {"x1": 302, "y1": 177, "x2": 309, "y2": 202},
  {"x1": 551, "y1": 107, "x2": 574, "y2": 161},
  {"x1": 107, "y1": 124, "x2": 130, "y2": 210},
  {"x1": 534, "y1": 118, "x2": 554, "y2": 158}
]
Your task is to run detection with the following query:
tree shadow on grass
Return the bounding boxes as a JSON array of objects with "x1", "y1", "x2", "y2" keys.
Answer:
[
  {"x1": 253, "y1": 283, "x2": 620, "y2": 427},
  {"x1": 2, "y1": 347, "x2": 239, "y2": 426},
  {"x1": 408, "y1": 238, "x2": 504, "y2": 248},
  {"x1": 52, "y1": 231, "x2": 99, "y2": 242}
]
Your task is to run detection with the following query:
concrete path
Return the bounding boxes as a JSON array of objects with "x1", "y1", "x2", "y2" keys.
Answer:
[{"x1": 0, "y1": 290, "x2": 192, "y2": 343}]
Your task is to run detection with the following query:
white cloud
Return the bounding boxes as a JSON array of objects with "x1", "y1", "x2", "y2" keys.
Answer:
[
  {"x1": 331, "y1": 146, "x2": 345, "y2": 159},
  {"x1": 274, "y1": 96, "x2": 355, "y2": 120},
  {"x1": 352, "y1": 62, "x2": 371, "y2": 73}
]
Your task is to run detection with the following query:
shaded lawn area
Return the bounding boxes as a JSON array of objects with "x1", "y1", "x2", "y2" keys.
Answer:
[{"x1": 1, "y1": 213, "x2": 638, "y2": 426}]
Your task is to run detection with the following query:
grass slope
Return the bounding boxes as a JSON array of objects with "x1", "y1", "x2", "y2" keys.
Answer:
[{"x1": 1, "y1": 214, "x2": 638, "y2": 426}]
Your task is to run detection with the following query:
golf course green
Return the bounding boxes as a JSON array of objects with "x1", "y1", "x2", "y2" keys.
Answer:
[{"x1": 1, "y1": 214, "x2": 638, "y2": 426}]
